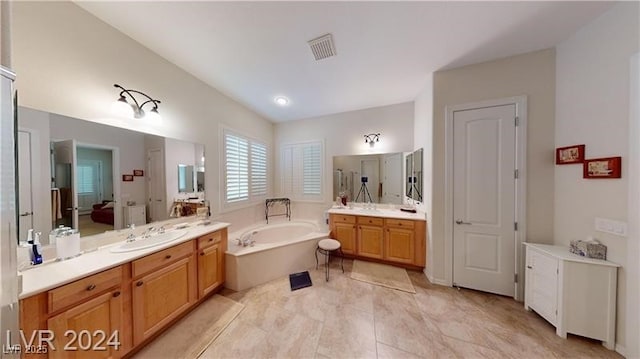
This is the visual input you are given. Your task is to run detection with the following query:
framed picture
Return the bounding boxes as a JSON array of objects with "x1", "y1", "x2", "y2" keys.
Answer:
[
  {"x1": 556, "y1": 144, "x2": 585, "y2": 165},
  {"x1": 133, "y1": 169, "x2": 144, "y2": 176},
  {"x1": 122, "y1": 174, "x2": 134, "y2": 182},
  {"x1": 583, "y1": 157, "x2": 622, "y2": 179}
]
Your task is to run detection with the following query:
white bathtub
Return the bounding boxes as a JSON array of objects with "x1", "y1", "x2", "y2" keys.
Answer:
[{"x1": 225, "y1": 221, "x2": 329, "y2": 291}]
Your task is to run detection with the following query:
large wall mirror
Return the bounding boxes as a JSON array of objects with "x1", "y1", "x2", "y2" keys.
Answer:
[
  {"x1": 17, "y1": 107, "x2": 205, "y2": 243},
  {"x1": 333, "y1": 153, "x2": 404, "y2": 204},
  {"x1": 405, "y1": 148, "x2": 423, "y2": 203}
]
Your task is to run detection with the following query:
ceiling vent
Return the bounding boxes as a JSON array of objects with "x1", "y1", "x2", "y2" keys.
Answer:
[{"x1": 308, "y1": 33, "x2": 336, "y2": 61}]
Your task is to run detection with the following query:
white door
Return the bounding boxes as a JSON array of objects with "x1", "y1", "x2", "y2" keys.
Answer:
[
  {"x1": 147, "y1": 148, "x2": 166, "y2": 222},
  {"x1": 453, "y1": 104, "x2": 516, "y2": 296},
  {"x1": 382, "y1": 153, "x2": 402, "y2": 204},
  {"x1": 17, "y1": 130, "x2": 33, "y2": 241},
  {"x1": 53, "y1": 140, "x2": 78, "y2": 229}
]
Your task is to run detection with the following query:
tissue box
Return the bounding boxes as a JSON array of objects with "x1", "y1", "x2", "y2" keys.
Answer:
[{"x1": 569, "y1": 240, "x2": 607, "y2": 260}]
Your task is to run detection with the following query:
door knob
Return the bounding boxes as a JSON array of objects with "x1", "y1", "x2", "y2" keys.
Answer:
[
  {"x1": 455, "y1": 220, "x2": 472, "y2": 225},
  {"x1": 19, "y1": 212, "x2": 32, "y2": 217}
]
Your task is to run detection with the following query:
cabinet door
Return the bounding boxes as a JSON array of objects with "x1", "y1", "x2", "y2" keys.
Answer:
[
  {"x1": 48, "y1": 290, "x2": 124, "y2": 359},
  {"x1": 334, "y1": 222, "x2": 357, "y2": 254},
  {"x1": 132, "y1": 256, "x2": 196, "y2": 345},
  {"x1": 526, "y1": 248, "x2": 558, "y2": 325},
  {"x1": 357, "y1": 225, "x2": 384, "y2": 259},
  {"x1": 198, "y1": 242, "x2": 223, "y2": 298},
  {"x1": 385, "y1": 227, "x2": 415, "y2": 264}
]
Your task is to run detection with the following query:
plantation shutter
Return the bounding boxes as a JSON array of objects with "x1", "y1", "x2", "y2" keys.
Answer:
[
  {"x1": 225, "y1": 132, "x2": 249, "y2": 202},
  {"x1": 251, "y1": 142, "x2": 268, "y2": 197}
]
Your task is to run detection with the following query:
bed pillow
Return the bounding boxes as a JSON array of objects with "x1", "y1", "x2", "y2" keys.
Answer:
[{"x1": 102, "y1": 201, "x2": 115, "y2": 209}]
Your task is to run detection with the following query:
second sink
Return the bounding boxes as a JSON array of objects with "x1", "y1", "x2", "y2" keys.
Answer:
[{"x1": 110, "y1": 230, "x2": 188, "y2": 253}]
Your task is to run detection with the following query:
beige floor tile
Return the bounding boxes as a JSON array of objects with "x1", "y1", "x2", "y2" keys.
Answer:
[
  {"x1": 199, "y1": 318, "x2": 268, "y2": 358},
  {"x1": 441, "y1": 335, "x2": 504, "y2": 359},
  {"x1": 376, "y1": 342, "x2": 422, "y2": 359},
  {"x1": 316, "y1": 304, "x2": 377, "y2": 358}
]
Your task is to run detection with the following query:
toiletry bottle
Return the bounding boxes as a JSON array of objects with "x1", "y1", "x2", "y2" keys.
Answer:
[{"x1": 26, "y1": 228, "x2": 34, "y2": 244}]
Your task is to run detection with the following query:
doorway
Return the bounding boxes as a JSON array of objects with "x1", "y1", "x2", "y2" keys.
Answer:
[
  {"x1": 147, "y1": 148, "x2": 166, "y2": 222},
  {"x1": 17, "y1": 130, "x2": 34, "y2": 241},
  {"x1": 445, "y1": 96, "x2": 527, "y2": 299},
  {"x1": 76, "y1": 146, "x2": 114, "y2": 236}
]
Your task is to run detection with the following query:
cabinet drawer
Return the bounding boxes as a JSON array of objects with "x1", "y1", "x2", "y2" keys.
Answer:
[
  {"x1": 133, "y1": 241, "x2": 194, "y2": 278},
  {"x1": 357, "y1": 216, "x2": 384, "y2": 226},
  {"x1": 198, "y1": 231, "x2": 222, "y2": 249},
  {"x1": 385, "y1": 218, "x2": 415, "y2": 229},
  {"x1": 48, "y1": 266, "x2": 122, "y2": 313},
  {"x1": 332, "y1": 214, "x2": 356, "y2": 224}
]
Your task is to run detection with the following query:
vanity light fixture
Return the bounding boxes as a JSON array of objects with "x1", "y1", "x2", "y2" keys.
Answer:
[
  {"x1": 364, "y1": 133, "x2": 380, "y2": 147},
  {"x1": 274, "y1": 96, "x2": 290, "y2": 106},
  {"x1": 112, "y1": 84, "x2": 161, "y2": 120}
]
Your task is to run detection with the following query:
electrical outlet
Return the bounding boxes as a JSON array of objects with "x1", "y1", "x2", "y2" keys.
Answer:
[{"x1": 595, "y1": 217, "x2": 627, "y2": 237}]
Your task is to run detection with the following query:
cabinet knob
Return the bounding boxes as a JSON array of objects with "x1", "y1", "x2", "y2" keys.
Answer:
[
  {"x1": 113, "y1": 291, "x2": 121, "y2": 298},
  {"x1": 165, "y1": 255, "x2": 172, "y2": 259},
  {"x1": 200, "y1": 252, "x2": 205, "y2": 256},
  {"x1": 399, "y1": 223, "x2": 402, "y2": 226},
  {"x1": 136, "y1": 281, "x2": 144, "y2": 287},
  {"x1": 86, "y1": 284, "x2": 96, "y2": 291},
  {"x1": 209, "y1": 238, "x2": 213, "y2": 242}
]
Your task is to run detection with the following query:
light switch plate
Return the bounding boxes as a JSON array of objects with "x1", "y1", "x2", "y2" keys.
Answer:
[{"x1": 595, "y1": 217, "x2": 627, "y2": 237}]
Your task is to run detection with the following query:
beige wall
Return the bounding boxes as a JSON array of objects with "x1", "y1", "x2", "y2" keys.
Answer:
[
  {"x1": 430, "y1": 48, "x2": 556, "y2": 282},
  {"x1": 413, "y1": 74, "x2": 434, "y2": 279},
  {"x1": 0, "y1": 1, "x2": 11, "y2": 67},
  {"x1": 10, "y1": 1, "x2": 274, "y2": 220},
  {"x1": 555, "y1": 3, "x2": 639, "y2": 354}
]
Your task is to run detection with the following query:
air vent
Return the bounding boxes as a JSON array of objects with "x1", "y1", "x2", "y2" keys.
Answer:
[{"x1": 308, "y1": 33, "x2": 336, "y2": 61}]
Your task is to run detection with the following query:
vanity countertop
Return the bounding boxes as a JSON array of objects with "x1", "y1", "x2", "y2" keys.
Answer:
[
  {"x1": 19, "y1": 221, "x2": 230, "y2": 299},
  {"x1": 327, "y1": 206, "x2": 426, "y2": 221}
]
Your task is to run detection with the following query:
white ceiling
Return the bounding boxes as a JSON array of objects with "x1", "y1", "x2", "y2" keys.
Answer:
[{"x1": 76, "y1": 1, "x2": 613, "y2": 122}]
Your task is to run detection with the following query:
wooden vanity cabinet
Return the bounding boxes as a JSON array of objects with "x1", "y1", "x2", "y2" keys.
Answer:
[
  {"x1": 19, "y1": 227, "x2": 228, "y2": 359},
  {"x1": 330, "y1": 215, "x2": 357, "y2": 255},
  {"x1": 356, "y1": 216, "x2": 384, "y2": 259},
  {"x1": 329, "y1": 213, "x2": 427, "y2": 268},
  {"x1": 197, "y1": 230, "x2": 227, "y2": 299},
  {"x1": 131, "y1": 241, "x2": 197, "y2": 346},
  {"x1": 384, "y1": 219, "x2": 415, "y2": 265},
  {"x1": 20, "y1": 265, "x2": 130, "y2": 359}
]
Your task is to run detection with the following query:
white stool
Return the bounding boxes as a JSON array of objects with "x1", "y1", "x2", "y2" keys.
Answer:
[{"x1": 315, "y1": 238, "x2": 344, "y2": 281}]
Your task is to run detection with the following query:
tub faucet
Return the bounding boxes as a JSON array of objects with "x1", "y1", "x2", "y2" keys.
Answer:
[{"x1": 239, "y1": 231, "x2": 258, "y2": 247}]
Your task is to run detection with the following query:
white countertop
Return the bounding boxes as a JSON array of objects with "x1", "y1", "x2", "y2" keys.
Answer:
[
  {"x1": 327, "y1": 206, "x2": 426, "y2": 221},
  {"x1": 19, "y1": 221, "x2": 230, "y2": 299},
  {"x1": 524, "y1": 243, "x2": 620, "y2": 267}
]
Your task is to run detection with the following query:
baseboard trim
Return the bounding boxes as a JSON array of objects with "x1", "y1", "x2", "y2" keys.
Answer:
[
  {"x1": 424, "y1": 270, "x2": 450, "y2": 287},
  {"x1": 615, "y1": 343, "x2": 626, "y2": 357}
]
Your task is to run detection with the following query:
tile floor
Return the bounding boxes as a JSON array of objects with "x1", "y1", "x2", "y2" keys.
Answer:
[{"x1": 202, "y1": 259, "x2": 621, "y2": 358}]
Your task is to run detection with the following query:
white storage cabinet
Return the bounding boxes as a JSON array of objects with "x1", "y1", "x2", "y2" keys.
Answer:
[
  {"x1": 524, "y1": 243, "x2": 620, "y2": 350},
  {"x1": 123, "y1": 204, "x2": 147, "y2": 227}
]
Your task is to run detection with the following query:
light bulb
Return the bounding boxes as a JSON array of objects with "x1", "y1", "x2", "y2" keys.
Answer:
[
  {"x1": 145, "y1": 107, "x2": 161, "y2": 121},
  {"x1": 111, "y1": 96, "x2": 134, "y2": 118}
]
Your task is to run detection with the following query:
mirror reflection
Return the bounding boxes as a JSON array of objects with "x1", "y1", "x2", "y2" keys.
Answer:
[
  {"x1": 178, "y1": 165, "x2": 195, "y2": 193},
  {"x1": 405, "y1": 148, "x2": 423, "y2": 203},
  {"x1": 333, "y1": 153, "x2": 403, "y2": 204},
  {"x1": 17, "y1": 107, "x2": 206, "y2": 243}
]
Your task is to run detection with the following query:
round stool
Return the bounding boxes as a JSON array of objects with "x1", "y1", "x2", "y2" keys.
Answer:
[{"x1": 315, "y1": 238, "x2": 344, "y2": 282}]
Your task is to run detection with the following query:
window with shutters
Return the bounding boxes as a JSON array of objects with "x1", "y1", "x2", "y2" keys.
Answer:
[
  {"x1": 280, "y1": 140, "x2": 323, "y2": 201},
  {"x1": 223, "y1": 130, "x2": 269, "y2": 207}
]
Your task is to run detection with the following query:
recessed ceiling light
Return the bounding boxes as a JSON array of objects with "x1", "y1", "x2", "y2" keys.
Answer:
[{"x1": 274, "y1": 96, "x2": 290, "y2": 106}]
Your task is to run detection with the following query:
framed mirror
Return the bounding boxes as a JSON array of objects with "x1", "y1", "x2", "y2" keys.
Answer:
[
  {"x1": 333, "y1": 153, "x2": 404, "y2": 204},
  {"x1": 17, "y1": 106, "x2": 206, "y2": 243}
]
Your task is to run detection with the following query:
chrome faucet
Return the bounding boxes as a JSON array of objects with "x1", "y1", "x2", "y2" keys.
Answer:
[
  {"x1": 126, "y1": 224, "x2": 136, "y2": 243},
  {"x1": 142, "y1": 226, "x2": 155, "y2": 239},
  {"x1": 238, "y1": 231, "x2": 258, "y2": 247}
]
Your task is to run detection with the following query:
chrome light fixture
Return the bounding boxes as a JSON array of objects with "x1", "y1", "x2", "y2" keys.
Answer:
[
  {"x1": 364, "y1": 133, "x2": 380, "y2": 147},
  {"x1": 112, "y1": 84, "x2": 161, "y2": 120}
]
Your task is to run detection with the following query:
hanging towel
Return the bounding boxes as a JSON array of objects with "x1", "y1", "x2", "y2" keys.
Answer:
[{"x1": 51, "y1": 188, "x2": 62, "y2": 220}]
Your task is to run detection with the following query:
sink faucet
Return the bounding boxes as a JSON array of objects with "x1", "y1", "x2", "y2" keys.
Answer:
[
  {"x1": 238, "y1": 231, "x2": 258, "y2": 247},
  {"x1": 142, "y1": 226, "x2": 155, "y2": 239},
  {"x1": 126, "y1": 224, "x2": 136, "y2": 243}
]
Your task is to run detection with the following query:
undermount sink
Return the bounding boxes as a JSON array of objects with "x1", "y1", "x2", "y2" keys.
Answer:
[{"x1": 110, "y1": 230, "x2": 188, "y2": 253}]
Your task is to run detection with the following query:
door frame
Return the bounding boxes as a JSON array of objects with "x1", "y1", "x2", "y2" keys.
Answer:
[
  {"x1": 444, "y1": 96, "x2": 527, "y2": 300},
  {"x1": 76, "y1": 142, "x2": 121, "y2": 230}
]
